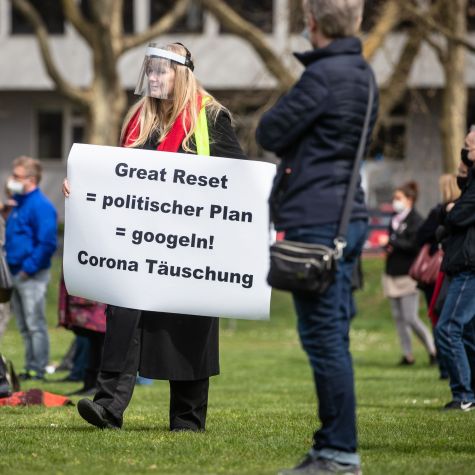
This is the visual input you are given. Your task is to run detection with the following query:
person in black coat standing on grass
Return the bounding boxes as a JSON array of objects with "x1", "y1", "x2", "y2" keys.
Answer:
[
  {"x1": 63, "y1": 43, "x2": 246, "y2": 431},
  {"x1": 382, "y1": 181, "x2": 436, "y2": 366},
  {"x1": 435, "y1": 129, "x2": 475, "y2": 412}
]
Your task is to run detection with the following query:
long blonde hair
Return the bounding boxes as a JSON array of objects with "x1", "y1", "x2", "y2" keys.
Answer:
[
  {"x1": 121, "y1": 43, "x2": 226, "y2": 152},
  {"x1": 439, "y1": 173, "x2": 461, "y2": 204}
]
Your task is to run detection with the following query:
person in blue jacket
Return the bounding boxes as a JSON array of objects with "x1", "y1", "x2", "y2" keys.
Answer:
[
  {"x1": 256, "y1": 0, "x2": 378, "y2": 474},
  {"x1": 6, "y1": 156, "x2": 57, "y2": 380}
]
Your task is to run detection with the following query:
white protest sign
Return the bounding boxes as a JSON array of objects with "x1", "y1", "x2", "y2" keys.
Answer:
[{"x1": 63, "y1": 143, "x2": 276, "y2": 320}]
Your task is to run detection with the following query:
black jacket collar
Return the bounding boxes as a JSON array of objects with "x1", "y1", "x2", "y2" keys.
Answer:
[{"x1": 294, "y1": 37, "x2": 362, "y2": 66}]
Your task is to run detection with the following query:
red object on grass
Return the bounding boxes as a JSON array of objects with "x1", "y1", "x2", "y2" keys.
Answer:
[{"x1": 0, "y1": 389, "x2": 73, "y2": 407}]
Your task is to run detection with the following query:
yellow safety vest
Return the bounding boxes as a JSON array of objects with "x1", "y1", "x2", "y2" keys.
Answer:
[{"x1": 194, "y1": 97, "x2": 210, "y2": 157}]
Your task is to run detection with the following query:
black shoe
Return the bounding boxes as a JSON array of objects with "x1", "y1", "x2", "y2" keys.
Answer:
[
  {"x1": 18, "y1": 371, "x2": 45, "y2": 381},
  {"x1": 67, "y1": 386, "x2": 97, "y2": 397},
  {"x1": 77, "y1": 399, "x2": 121, "y2": 429},
  {"x1": 442, "y1": 400, "x2": 475, "y2": 412},
  {"x1": 398, "y1": 357, "x2": 415, "y2": 366},
  {"x1": 18, "y1": 371, "x2": 31, "y2": 381},
  {"x1": 278, "y1": 454, "x2": 361, "y2": 475}
]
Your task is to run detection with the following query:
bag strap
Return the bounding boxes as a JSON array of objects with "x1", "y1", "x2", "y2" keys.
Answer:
[{"x1": 334, "y1": 75, "x2": 375, "y2": 258}]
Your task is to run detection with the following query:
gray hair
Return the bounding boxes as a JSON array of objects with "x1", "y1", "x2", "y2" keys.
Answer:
[{"x1": 304, "y1": 0, "x2": 364, "y2": 38}]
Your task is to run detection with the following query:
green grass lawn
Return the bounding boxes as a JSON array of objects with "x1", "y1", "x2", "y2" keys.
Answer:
[{"x1": 1, "y1": 257, "x2": 474, "y2": 475}]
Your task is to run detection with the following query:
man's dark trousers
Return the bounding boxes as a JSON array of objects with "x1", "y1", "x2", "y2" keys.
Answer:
[{"x1": 285, "y1": 219, "x2": 367, "y2": 465}]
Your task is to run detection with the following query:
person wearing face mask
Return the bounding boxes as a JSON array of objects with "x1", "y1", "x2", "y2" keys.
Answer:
[
  {"x1": 434, "y1": 128, "x2": 475, "y2": 411},
  {"x1": 382, "y1": 181, "x2": 436, "y2": 366},
  {"x1": 63, "y1": 42, "x2": 246, "y2": 431},
  {"x1": 5, "y1": 156, "x2": 57, "y2": 381}
]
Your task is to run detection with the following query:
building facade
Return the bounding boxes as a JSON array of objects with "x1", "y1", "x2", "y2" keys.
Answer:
[{"x1": 1, "y1": 0, "x2": 475, "y2": 218}]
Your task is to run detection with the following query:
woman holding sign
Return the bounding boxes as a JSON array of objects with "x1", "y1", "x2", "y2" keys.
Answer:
[{"x1": 63, "y1": 43, "x2": 246, "y2": 431}]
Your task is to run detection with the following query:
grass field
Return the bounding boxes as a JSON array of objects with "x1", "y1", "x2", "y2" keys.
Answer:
[{"x1": 1, "y1": 257, "x2": 474, "y2": 475}]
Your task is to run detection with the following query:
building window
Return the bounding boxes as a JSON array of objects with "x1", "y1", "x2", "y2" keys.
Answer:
[
  {"x1": 80, "y1": 0, "x2": 134, "y2": 34},
  {"x1": 221, "y1": 0, "x2": 273, "y2": 33},
  {"x1": 71, "y1": 109, "x2": 86, "y2": 145},
  {"x1": 37, "y1": 111, "x2": 63, "y2": 160},
  {"x1": 11, "y1": 0, "x2": 65, "y2": 35},
  {"x1": 150, "y1": 0, "x2": 203, "y2": 33}
]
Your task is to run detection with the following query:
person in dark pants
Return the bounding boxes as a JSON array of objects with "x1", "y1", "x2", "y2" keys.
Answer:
[
  {"x1": 63, "y1": 43, "x2": 246, "y2": 431},
  {"x1": 416, "y1": 174, "x2": 460, "y2": 378},
  {"x1": 256, "y1": 0, "x2": 378, "y2": 473},
  {"x1": 435, "y1": 129, "x2": 475, "y2": 411}
]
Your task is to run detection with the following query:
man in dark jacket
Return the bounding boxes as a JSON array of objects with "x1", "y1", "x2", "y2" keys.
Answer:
[
  {"x1": 256, "y1": 1, "x2": 378, "y2": 473},
  {"x1": 6, "y1": 156, "x2": 57, "y2": 380},
  {"x1": 435, "y1": 129, "x2": 475, "y2": 411}
]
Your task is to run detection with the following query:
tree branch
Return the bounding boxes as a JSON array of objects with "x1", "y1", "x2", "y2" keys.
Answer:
[
  {"x1": 121, "y1": 0, "x2": 190, "y2": 54},
  {"x1": 375, "y1": 26, "x2": 425, "y2": 137},
  {"x1": 61, "y1": 0, "x2": 96, "y2": 46},
  {"x1": 401, "y1": 1, "x2": 475, "y2": 54},
  {"x1": 423, "y1": 34, "x2": 448, "y2": 65},
  {"x1": 10, "y1": 0, "x2": 91, "y2": 107},
  {"x1": 363, "y1": 0, "x2": 403, "y2": 61},
  {"x1": 200, "y1": 0, "x2": 296, "y2": 90}
]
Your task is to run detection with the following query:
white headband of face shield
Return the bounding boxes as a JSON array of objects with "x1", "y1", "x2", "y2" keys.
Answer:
[{"x1": 145, "y1": 47, "x2": 187, "y2": 66}]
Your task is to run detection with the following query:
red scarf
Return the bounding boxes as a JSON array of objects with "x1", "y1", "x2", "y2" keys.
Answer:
[{"x1": 122, "y1": 96, "x2": 203, "y2": 152}]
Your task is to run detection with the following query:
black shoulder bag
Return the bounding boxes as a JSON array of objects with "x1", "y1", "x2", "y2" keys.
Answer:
[{"x1": 267, "y1": 77, "x2": 375, "y2": 295}]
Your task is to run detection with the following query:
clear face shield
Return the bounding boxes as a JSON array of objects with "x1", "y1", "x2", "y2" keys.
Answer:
[{"x1": 134, "y1": 45, "x2": 194, "y2": 100}]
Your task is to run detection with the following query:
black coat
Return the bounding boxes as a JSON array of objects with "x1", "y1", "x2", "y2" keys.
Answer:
[
  {"x1": 385, "y1": 208, "x2": 423, "y2": 276},
  {"x1": 256, "y1": 37, "x2": 378, "y2": 230},
  {"x1": 102, "y1": 110, "x2": 246, "y2": 380},
  {"x1": 441, "y1": 168, "x2": 475, "y2": 276}
]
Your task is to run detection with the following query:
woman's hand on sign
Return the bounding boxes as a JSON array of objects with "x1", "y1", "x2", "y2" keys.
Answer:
[{"x1": 62, "y1": 178, "x2": 70, "y2": 197}]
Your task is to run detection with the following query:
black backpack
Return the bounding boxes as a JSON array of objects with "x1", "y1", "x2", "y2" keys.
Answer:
[{"x1": 0, "y1": 354, "x2": 20, "y2": 398}]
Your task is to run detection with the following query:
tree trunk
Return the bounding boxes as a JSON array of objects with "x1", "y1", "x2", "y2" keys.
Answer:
[
  {"x1": 87, "y1": 83, "x2": 127, "y2": 146},
  {"x1": 440, "y1": 0, "x2": 467, "y2": 173}
]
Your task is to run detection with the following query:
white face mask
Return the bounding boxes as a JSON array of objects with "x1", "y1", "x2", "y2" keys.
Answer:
[
  {"x1": 7, "y1": 179, "x2": 24, "y2": 195},
  {"x1": 392, "y1": 199, "x2": 407, "y2": 214}
]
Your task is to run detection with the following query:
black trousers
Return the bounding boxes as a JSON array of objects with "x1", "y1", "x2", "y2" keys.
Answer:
[{"x1": 93, "y1": 314, "x2": 209, "y2": 430}]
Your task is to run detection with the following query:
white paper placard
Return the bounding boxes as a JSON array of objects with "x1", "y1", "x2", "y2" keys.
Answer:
[{"x1": 63, "y1": 143, "x2": 276, "y2": 320}]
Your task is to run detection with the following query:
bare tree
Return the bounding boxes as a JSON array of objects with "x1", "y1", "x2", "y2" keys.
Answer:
[
  {"x1": 396, "y1": 0, "x2": 469, "y2": 172},
  {"x1": 10, "y1": 0, "x2": 190, "y2": 146},
  {"x1": 14, "y1": 0, "x2": 472, "y2": 171},
  {"x1": 201, "y1": 0, "x2": 473, "y2": 172},
  {"x1": 363, "y1": 0, "x2": 403, "y2": 61},
  {"x1": 435, "y1": 0, "x2": 468, "y2": 173}
]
